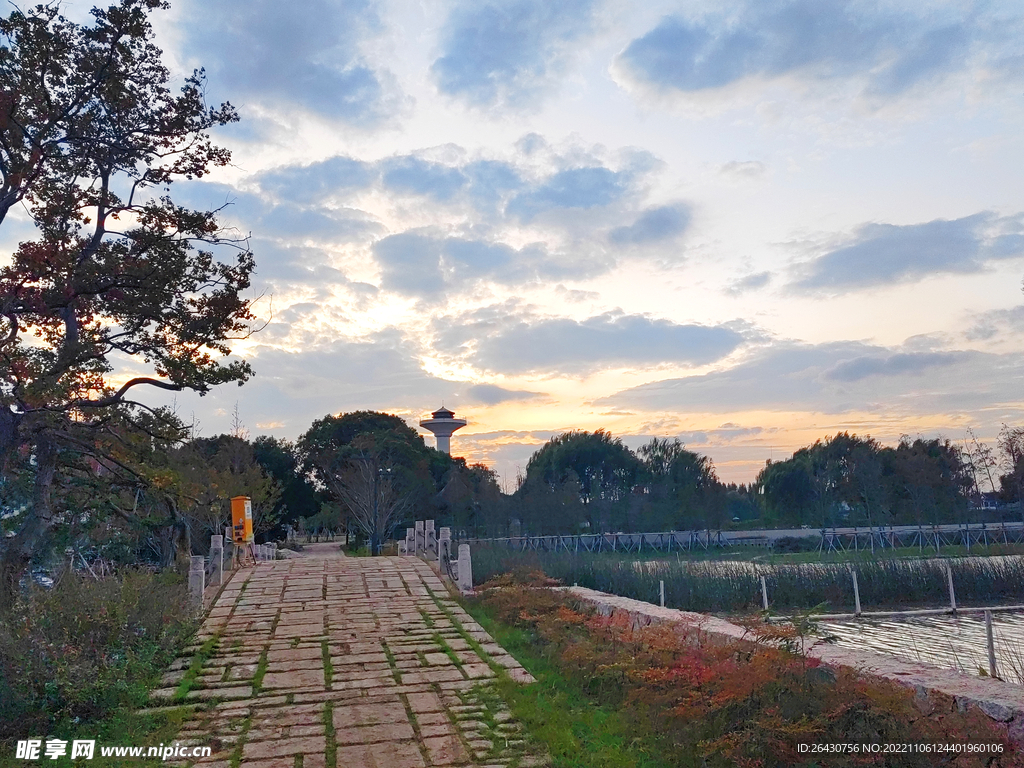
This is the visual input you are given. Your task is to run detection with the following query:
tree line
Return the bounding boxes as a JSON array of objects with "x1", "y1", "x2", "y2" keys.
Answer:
[{"x1": 492, "y1": 427, "x2": 1024, "y2": 537}]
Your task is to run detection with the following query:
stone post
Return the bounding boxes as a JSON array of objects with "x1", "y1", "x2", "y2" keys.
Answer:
[
  {"x1": 398, "y1": 541, "x2": 407, "y2": 555},
  {"x1": 457, "y1": 543, "x2": 473, "y2": 592},
  {"x1": 438, "y1": 527, "x2": 451, "y2": 572},
  {"x1": 209, "y1": 535, "x2": 224, "y2": 586},
  {"x1": 425, "y1": 519, "x2": 435, "y2": 556},
  {"x1": 415, "y1": 520, "x2": 424, "y2": 555},
  {"x1": 405, "y1": 527, "x2": 415, "y2": 554},
  {"x1": 189, "y1": 555, "x2": 205, "y2": 610}
]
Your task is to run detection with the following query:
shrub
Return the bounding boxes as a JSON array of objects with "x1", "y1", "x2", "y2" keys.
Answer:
[
  {"x1": 771, "y1": 536, "x2": 818, "y2": 553},
  {"x1": 473, "y1": 581, "x2": 1014, "y2": 767},
  {"x1": 0, "y1": 569, "x2": 197, "y2": 737}
]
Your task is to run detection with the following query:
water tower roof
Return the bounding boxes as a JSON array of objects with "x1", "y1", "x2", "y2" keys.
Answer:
[{"x1": 431, "y1": 406, "x2": 456, "y2": 419}]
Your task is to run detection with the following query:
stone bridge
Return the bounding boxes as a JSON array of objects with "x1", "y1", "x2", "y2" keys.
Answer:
[{"x1": 148, "y1": 543, "x2": 546, "y2": 768}]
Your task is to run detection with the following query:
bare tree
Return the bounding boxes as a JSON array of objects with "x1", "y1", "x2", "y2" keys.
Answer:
[
  {"x1": 962, "y1": 427, "x2": 998, "y2": 500},
  {"x1": 332, "y1": 457, "x2": 412, "y2": 554}
]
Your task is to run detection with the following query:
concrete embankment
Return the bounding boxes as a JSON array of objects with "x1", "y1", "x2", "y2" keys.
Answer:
[{"x1": 566, "y1": 586, "x2": 1024, "y2": 747}]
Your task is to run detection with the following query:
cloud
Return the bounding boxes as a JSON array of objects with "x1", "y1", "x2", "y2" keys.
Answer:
[
  {"x1": 822, "y1": 351, "x2": 970, "y2": 382},
  {"x1": 256, "y1": 157, "x2": 373, "y2": 205},
  {"x1": 609, "y1": 204, "x2": 690, "y2": 245},
  {"x1": 381, "y1": 156, "x2": 469, "y2": 202},
  {"x1": 245, "y1": 239, "x2": 378, "y2": 301},
  {"x1": 142, "y1": 331, "x2": 462, "y2": 436},
  {"x1": 506, "y1": 166, "x2": 632, "y2": 222},
  {"x1": 433, "y1": 307, "x2": 746, "y2": 375},
  {"x1": 431, "y1": 0, "x2": 599, "y2": 110},
  {"x1": 175, "y1": 180, "x2": 382, "y2": 247},
  {"x1": 670, "y1": 425, "x2": 765, "y2": 445},
  {"x1": 465, "y1": 384, "x2": 541, "y2": 405},
  {"x1": 242, "y1": 145, "x2": 663, "y2": 239},
  {"x1": 720, "y1": 161, "x2": 766, "y2": 179},
  {"x1": 373, "y1": 232, "x2": 448, "y2": 299},
  {"x1": 603, "y1": 340, "x2": 1024, "y2": 416},
  {"x1": 726, "y1": 271, "x2": 772, "y2": 295},
  {"x1": 966, "y1": 305, "x2": 1024, "y2": 341},
  {"x1": 617, "y1": 1, "x2": 1015, "y2": 100},
  {"x1": 371, "y1": 232, "x2": 610, "y2": 300},
  {"x1": 178, "y1": 0, "x2": 398, "y2": 125},
  {"x1": 791, "y1": 213, "x2": 1024, "y2": 293}
]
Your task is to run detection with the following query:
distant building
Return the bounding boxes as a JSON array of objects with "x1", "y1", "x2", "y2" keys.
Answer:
[{"x1": 419, "y1": 406, "x2": 467, "y2": 454}]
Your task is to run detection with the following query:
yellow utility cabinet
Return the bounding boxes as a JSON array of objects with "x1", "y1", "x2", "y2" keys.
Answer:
[{"x1": 231, "y1": 496, "x2": 253, "y2": 543}]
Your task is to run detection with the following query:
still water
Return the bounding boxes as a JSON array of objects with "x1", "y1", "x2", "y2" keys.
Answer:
[{"x1": 820, "y1": 612, "x2": 1024, "y2": 685}]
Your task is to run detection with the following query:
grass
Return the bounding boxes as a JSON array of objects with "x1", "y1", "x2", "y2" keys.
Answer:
[
  {"x1": 462, "y1": 598, "x2": 679, "y2": 768},
  {"x1": 173, "y1": 635, "x2": 220, "y2": 702},
  {"x1": 323, "y1": 701, "x2": 336, "y2": 768},
  {"x1": 472, "y1": 546, "x2": 1024, "y2": 614}
]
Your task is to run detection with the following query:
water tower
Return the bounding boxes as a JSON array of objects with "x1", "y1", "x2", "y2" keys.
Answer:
[{"x1": 419, "y1": 406, "x2": 467, "y2": 454}]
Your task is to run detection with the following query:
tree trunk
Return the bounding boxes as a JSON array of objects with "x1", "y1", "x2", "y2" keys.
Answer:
[{"x1": 0, "y1": 438, "x2": 58, "y2": 609}]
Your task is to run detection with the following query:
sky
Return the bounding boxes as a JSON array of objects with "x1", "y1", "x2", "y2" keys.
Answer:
[{"x1": 54, "y1": 0, "x2": 1024, "y2": 485}]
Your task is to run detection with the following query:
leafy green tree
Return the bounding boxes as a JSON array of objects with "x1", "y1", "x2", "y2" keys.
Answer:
[
  {"x1": 253, "y1": 436, "x2": 322, "y2": 529},
  {"x1": 522, "y1": 430, "x2": 640, "y2": 532},
  {"x1": 0, "y1": 0, "x2": 253, "y2": 602},
  {"x1": 637, "y1": 437, "x2": 724, "y2": 530},
  {"x1": 297, "y1": 412, "x2": 440, "y2": 550},
  {"x1": 887, "y1": 437, "x2": 972, "y2": 526},
  {"x1": 998, "y1": 425, "x2": 1024, "y2": 508}
]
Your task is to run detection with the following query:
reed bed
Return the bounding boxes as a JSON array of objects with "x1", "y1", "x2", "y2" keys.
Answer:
[{"x1": 471, "y1": 547, "x2": 1024, "y2": 614}]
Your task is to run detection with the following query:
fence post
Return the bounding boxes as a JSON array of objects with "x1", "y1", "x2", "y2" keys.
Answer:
[
  {"x1": 438, "y1": 527, "x2": 451, "y2": 571},
  {"x1": 457, "y1": 543, "x2": 473, "y2": 592},
  {"x1": 189, "y1": 555, "x2": 205, "y2": 610},
  {"x1": 852, "y1": 569, "x2": 861, "y2": 616},
  {"x1": 986, "y1": 610, "x2": 998, "y2": 678},
  {"x1": 947, "y1": 563, "x2": 957, "y2": 613},
  {"x1": 425, "y1": 519, "x2": 436, "y2": 556},
  {"x1": 415, "y1": 520, "x2": 424, "y2": 555},
  {"x1": 659, "y1": 579, "x2": 665, "y2": 608},
  {"x1": 760, "y1": 575, "x2": 769, "y2": 612},
  {"x1": 209, "y1": 535, "x2": 224, "y2": 586}
]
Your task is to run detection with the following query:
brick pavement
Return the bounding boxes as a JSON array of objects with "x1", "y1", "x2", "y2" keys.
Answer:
[{"x1": 146, "y1": 548, "x2": 547, "y2": 768}]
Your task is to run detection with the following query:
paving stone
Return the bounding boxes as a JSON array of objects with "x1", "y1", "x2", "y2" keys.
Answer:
[
  {"x1": 333, "y1": 701, "x2": 408, "y2": 728},
  {"x1": 415, "y1": 711, "x2": 449, "y2": 726},
  {"x1": 241, "y1": 736, "x2": 326, "y2": 759},
  {"x1": 422, "y1": 734, "x2": 470, "y2": 765},
  {"x1": 419, "y1": 723, "x2": 456, "y2": 738},
  {"x1": 400, "y1": 669, "x2": 465, "y2": 684},
  {"x1": 274, "y1": 624, "x2": 325, "y2": 639},
  {"x1": 462, "y1": 663, "x2": 495, "y2": 679},
  {"x1": 185, "y1": 686, "x2": 253, "y2": 701},
  {"x1": 335, "y1": 722, "x2": 416, "y2": 744},
  {"x1": 267, "y1": 647, "x2": 323, "y2": 662},
  {"x1": 261, "y1": 670, "x2": 325, "y2": 689},
  {"x1": 423, "y1": 652, "x2": 454, "y2": 666},
  {"x1": 334, "y1": 741, "x2": 425, "y2": 768},
  {"x1": 507, "y1": 668, "x2": 536, "y2": 684},
  {"x1": 406, "y1": 692, "x2": 444, "y2": 713}
]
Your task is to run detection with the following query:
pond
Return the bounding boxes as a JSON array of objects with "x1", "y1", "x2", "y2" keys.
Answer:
[{"x1": 820, "y1": 612, "x2": 1024, "y2": 686}]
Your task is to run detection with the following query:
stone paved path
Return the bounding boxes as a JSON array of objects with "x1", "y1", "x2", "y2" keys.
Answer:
[{"x1": 148, "y1": 549, "x2": 547, "y2": 768}]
